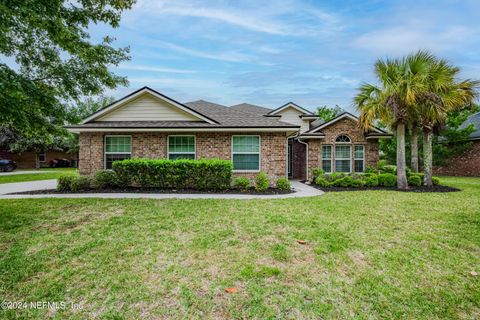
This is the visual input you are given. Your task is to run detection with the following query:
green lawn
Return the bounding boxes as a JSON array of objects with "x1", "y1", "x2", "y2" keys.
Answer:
[
  {"x1": 0, "y1": 168, "x2": 78, "y2": 184},
  {"x1": 0, "y1": 177, "x2": 479, "y2": 319}
]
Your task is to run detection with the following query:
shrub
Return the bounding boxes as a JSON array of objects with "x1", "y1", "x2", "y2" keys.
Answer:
[
  {"x1": 332, "y1": 176, "x2": 355, "y2": 187},
  {"x1": 70, "y1": 176, "x2": 92, "y2": 192},
  {"x1": 364, "y1": 174, "x2": 379, "y2": 187},
  {"x1": 432, "y1": 176, "x2": 441, "y2": 185},
  {"x1": 57, "y1": 175, "x2": 76, "y2": 192},
  {"x1": 323, "y1": 172, "x2": 345, "y2": 183},
  {"x1": 365, "y1": 165, "x2": 377, "y2": 174},
  {"x1": 255, "y1": 172, "x2": 269, "y2": 192},
  {"x1": 312, "y1": 168, "x2": 325, "y2": 179},
  {"x1": 378, "y1": 173, "x2": 396, "y2": 187},
  {"x1": 276, "y1": 177, "x2": 291, "y2": 191},
  {"x1": 93, "y1": 170, "x2": 121, "y2": 189},
  {"x1": 381, "y1": 165, "x2": 397, "y2": 175},
  {"x1": 315, "y1": 177, "x2": 329, "y2": 187},
  {"x1": 407, "y1": 174, "x2": 422, "y2": 187},
  {"x1": 351, "y1": 179, "x2": 364, "y2": 188},
  {"x1": 113, "y1": 158, "x2": 233, "y2": 190},
  {"x1": 233, "y1": 176, "x2": 250, "y2": 190}
]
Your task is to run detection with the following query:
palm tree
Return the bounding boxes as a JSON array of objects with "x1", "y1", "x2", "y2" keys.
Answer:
[
  {"x1": 416, "y1": 58, "x2": 478, "y2": 186},
  {"x1": 355, "y1": 52, "x2": 434, "y2": 189},
  {"x1": 410, "y1": 125, "x2": 419, "y2": 172}
]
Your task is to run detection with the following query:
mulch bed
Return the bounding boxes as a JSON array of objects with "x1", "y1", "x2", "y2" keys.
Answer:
[
  {"x1": 11, "y1": 187, "x2": 294, "y2": 196},
  {"x1": 310, "y1": 184, "x2": 460, "y2": 193}
]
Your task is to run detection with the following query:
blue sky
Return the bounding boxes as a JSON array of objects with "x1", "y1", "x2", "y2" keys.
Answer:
[{"x1": 94, "y1": 0, "x2": 480, "y2": 113}]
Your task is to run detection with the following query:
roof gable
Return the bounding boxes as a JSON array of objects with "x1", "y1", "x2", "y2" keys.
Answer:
[
  {"x1": 267, "y1": 102, "x2": 314, "y2": 116},
  {"x1": 82, "y1": 87, "x2": 218, "y2": 124},
  {"x1": 307, "y1": 112, "x2": 386, "y2": 134}
]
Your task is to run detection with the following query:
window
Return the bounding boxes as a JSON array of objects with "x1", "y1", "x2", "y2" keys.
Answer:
[
  {"x1": 168, "y1": 136, "x2": 195, "y2": 160},
  {"x1": 105, "y1": 136, "x2": 131, "y2": 169},
  {"x1": 38, "y1": 151, "x2": 46, "y2": 162},
  {"x1": 336, "y1": 135, "x2": 351, "y2": 143},
  {"x1": 232, "y1": 135, "x2": 260, "y2": 171},
  {"x1": 321, "y1": 145, "x2": 332, "y2": 172},
  {"x1": 335, "y1": 145, "x2": 351, "y2": 172},
  {"x1": 354, "y1": 145, "x2": 365, "y2": 172}
]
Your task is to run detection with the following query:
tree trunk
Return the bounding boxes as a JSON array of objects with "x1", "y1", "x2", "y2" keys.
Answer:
[
  {"x1": 423, "y1": 130, "x2": 433, "y2": 187},
  {"x1": 411, "y1": 127, "x2": 419, "y2": 173},
  {"x1": 35, "y1": 153, "x2": 40, "y2": 169},
  {"x1": 396, "y1": 123, "x2": 408, "y2": 189}
]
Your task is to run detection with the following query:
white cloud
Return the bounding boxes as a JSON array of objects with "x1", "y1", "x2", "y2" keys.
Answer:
[
  {"x1": 353, "y1": 24, "x2": 475, "y2": 56},
  {"x1": 157, "y1": 41, "x2": 254, "y2": 63},
  {"x1": 118, "y1": 64, "x2": 196, "y2": 74}
]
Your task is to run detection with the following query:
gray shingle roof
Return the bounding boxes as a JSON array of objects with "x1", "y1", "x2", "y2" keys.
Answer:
[
  {"x1": 461, "y1": 111, "x2": 480, "y2": 139},
  {"x1": 230, "y1": 103, "x2": 272, "y2": 115},
  {"x1": 185, "y1": 100, "x2": 291, "y2": 127}
]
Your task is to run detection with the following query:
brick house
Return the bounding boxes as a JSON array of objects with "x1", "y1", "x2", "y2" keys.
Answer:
[
  {"x1": 434, "y1": 111, "x2": 480, "y2": 177},
  {"x1": 67, "y1": 87, "x2": 391, "y2": 182},
  {"x1": 0, "y1": 149, "x2": 77, "y2": 169}
]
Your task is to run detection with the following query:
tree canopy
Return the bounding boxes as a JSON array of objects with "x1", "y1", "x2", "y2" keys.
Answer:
[
  {"x1": 0, "y1": 0, "x2": 134, "y2": 137},
  {"x1": 316, "y1": 105, "x2": 344, "y2": 122}
]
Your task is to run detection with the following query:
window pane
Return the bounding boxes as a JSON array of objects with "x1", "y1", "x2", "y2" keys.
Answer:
[
  {"x1": 169, "y1": 154, "x2": 195, "y2": 160},
  {"x1": 354, "y1": 160, "x2": 364, "y2": 172},
  {"x1": 169, "y1": 136, "x2": 195, "y2": 153},
  {"x1": 233, "y1": 154, "x2": 259, "y2": 170},
  {"x1": 354, "y1": 145, "x2": 364, "y2": 159},
  {"x1": 106, "y1": 136, "x2": 131, "y2": 153},
  {"x1": 322, "y1": 145, "x2": 331, "y2": 158},
  {"x1": 335, "y1": 160, "x2": 351, "y2": 172},
  {"x1": 322, "y1": 160, "x2": 331, "y2": 172},
  {"x1": 105, "y1": 153, "x2": 131, "y2": 169},
  {"x1": 335, "y1": 145, "x2": 351, "y2": 159},
  {"x1": 233, "y1": 136, "x2": 259, "y2": 153}
]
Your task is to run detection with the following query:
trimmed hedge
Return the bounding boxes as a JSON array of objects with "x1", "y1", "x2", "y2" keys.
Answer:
[
  {"x1": 113, "y1": 158, "x2": 233, "y2": 190},
  {"x1": 57, "y1": 175, "x2": 92, "y2": 192},
  {"x1": 408, "y1": 174, "x2": 422, "y2": 187},
  {"x1": 93, "y1": 170, "x2": 122, "y2": 189},
  {"x1": 233, "y1": 176, "x2": 250, "y2": 190},
  {"x1": 255, "y1": 172, "x2": 269, "y2": 192},
  {"x1": 275, "y1": 177, "x2": 291, "y2": 191},
  {"x1": 378, "y1": 173, "x2": 396, "y2": 187}
]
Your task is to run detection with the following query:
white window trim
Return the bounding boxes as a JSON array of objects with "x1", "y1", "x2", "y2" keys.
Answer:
[
  {"x1": 38, "y1": 151, "x2": 46, "y2": 162},
  {"x1": 334, "y1": 144, "x2": 352, "y2": 173},
  {"x1": 321, "y1": 144, "x2": 333, "y2": 173},
  {"x1": 354, "y1": 144, "x2": 365, "y2": 173},
  {"x1": 231, "y1": 135, "x2": 261, "y2": 172},
  {"x1": 167, "y1": 135, "x2": 196, "y2": 160},
  {"x1": 104, "y1": 135, "x2": 132, "y2": 170}
]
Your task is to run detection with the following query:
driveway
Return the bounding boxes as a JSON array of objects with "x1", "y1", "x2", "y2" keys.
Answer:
[{"x1": 0, "y1": 180, "x2": 323, "y2": 199}]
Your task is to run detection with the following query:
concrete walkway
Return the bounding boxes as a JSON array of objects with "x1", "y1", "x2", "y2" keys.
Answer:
[{"x1": 0, "y1": 180, "x2": 323, "y2": 199}]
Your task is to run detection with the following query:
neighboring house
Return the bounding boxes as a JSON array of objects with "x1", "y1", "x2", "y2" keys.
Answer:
[
  {"x1": 0, "y1": 149, "x2": 77, "y2": 169},
  {"x1": 434, "y1": 111, "x2": 480, "y2": 177},
  {"x1": 67, "y1": 87, "x2": 391, "y2": 181}
]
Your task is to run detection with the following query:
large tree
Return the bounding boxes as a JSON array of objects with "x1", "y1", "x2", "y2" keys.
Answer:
[
  {"x1": 316, "y1": 105, "x2": 344, "y2": 122},
  {"x1": 415, "y1": 58, "x2": 478, "y2": 187},
  {"x1": 354, "y1": 52, "x2": 434, "y2": 189},
  {"x1": 0, "y1": 0, "x2": 133, "y2": 137}
]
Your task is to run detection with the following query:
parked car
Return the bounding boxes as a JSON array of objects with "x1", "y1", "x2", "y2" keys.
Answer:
[
  {"x1": 0, "y1": 158, "x2": 17, "y2": 172},
  {"x1": 49, "y1": 158, "x2": 71, "y2": 168}
]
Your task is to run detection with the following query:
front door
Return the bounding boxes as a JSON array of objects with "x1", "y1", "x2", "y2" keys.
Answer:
[{"x1": 288, "y1": 140, "x2": 307, "y2": 180}]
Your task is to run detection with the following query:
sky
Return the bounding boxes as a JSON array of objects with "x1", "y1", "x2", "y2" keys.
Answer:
[{"x1": 92, "y1": 0, "x2": 480, "y2": 113}]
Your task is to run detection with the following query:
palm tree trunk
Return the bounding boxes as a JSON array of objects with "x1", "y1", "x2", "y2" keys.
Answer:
[
  {"x1": 423, "y1": 130, "x2": 433, "y2": 187},
  {"x1": 411, "y1": 127, "x2": 419, "y2": 173},
  {"x1": 396, "y1": 123, "x2": 408, "y2": 189}
]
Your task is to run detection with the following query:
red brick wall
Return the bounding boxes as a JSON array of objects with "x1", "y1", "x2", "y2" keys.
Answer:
[
  {"x1": 0, "y1": 150, "x2": 77, "y2": 169},
  {"x1": 433, "y1": 140, "x2": 480, "y2": 177},
  {"x1": 306, "y1": 118, "x2": 380, "y2": 180},
  {"x1": 79, "y1": 132, "x2": 287, "y2": 183}
]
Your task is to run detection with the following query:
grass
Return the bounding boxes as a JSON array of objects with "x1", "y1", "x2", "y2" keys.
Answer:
[
  {"x1": 0, "y1": 168, "x2": 78, "y2": 184},
  {"x1": 0, "y1": 176, "x2": 479, "y2": 319}
]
